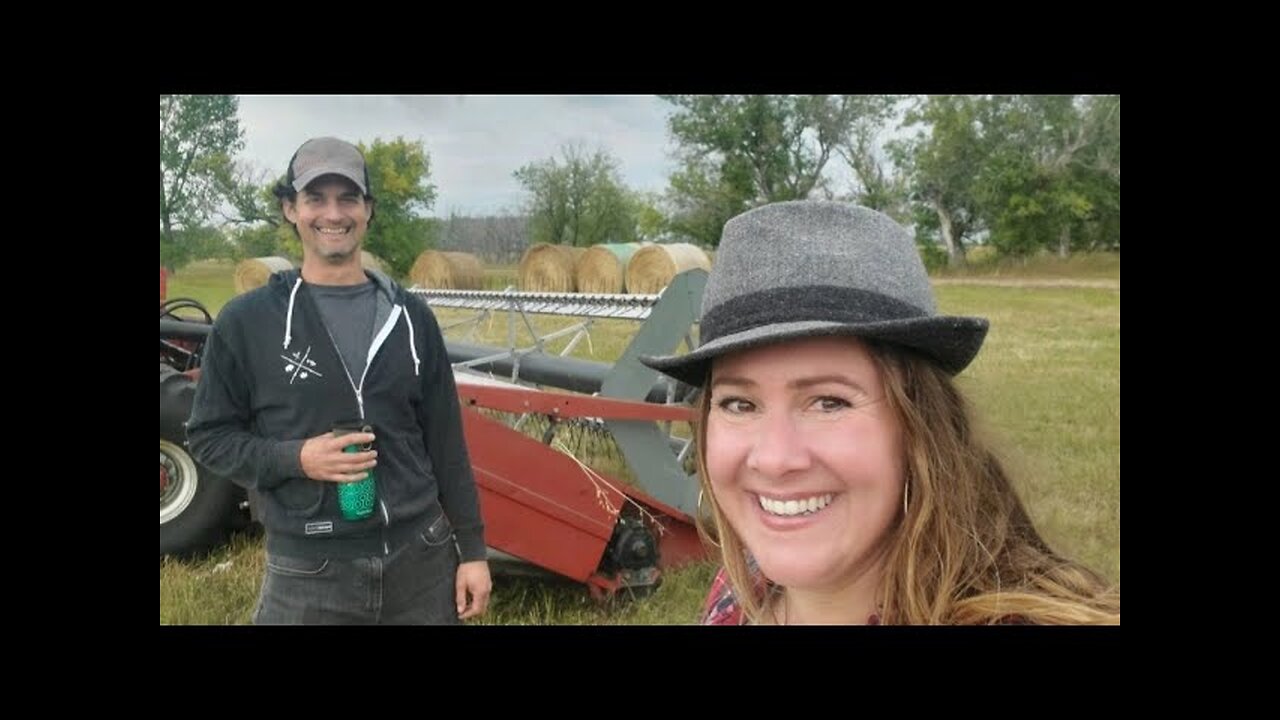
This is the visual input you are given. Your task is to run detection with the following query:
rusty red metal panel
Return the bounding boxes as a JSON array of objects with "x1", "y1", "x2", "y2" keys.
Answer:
[
  {"x1": 463, "y1": 409, "x2": 622, "y2": 582},
  {"x1": 461, "y1": 405, "x2": 710, "y2": 585}
]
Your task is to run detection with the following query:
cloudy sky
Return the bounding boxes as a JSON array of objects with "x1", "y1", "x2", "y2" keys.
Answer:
[{"x1": 237, "y1": 95, "x2": 678, "y2": 217}]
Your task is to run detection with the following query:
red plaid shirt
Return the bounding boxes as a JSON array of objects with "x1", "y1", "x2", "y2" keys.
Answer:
[{"x1": 700, "y1": 566, "x2": 881, "y2": 625}]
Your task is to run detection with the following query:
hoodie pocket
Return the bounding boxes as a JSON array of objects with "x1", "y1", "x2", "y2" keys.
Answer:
[{"x1": 272, "y1": 477, "x2": 325, "y2": 518}]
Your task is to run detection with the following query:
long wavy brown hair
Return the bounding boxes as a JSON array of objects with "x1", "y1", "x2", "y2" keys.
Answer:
[{"x1": 694, "y1": 340, "x2": 1120, "y2": 625}]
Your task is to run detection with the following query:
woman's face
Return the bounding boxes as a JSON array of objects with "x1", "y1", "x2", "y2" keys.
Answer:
[{"x1": 706, "y1": 335, "x2": 904, "y2": 593}]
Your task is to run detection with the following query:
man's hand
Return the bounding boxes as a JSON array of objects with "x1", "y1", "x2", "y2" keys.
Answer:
[
  {"x1": 455, "y1": 560, "x2": 492, "y2": 620},
  {"x1": 299, "y1": 431, "x2": 377, "y2": 483}
]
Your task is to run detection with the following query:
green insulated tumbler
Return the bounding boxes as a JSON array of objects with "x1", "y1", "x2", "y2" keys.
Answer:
[{"x1": 333, "y1": 422, "x2": 376, "y2": 520}]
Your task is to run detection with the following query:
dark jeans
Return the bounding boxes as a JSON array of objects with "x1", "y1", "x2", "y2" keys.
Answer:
[{"x1": 253, "y1": 520, "x2": 461, "y2": 625}]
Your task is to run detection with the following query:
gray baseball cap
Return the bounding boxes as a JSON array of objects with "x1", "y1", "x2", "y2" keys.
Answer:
[
  {"x1": 288, "y1": 137, "x2": 369, "y2": 195},
  {"x1": 640, "y1": 201, "x2": 989, "y2": 387}
]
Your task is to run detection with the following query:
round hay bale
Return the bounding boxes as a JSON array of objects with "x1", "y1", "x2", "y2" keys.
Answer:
[
  {"x1": 575, "y1": 243, "x2": 642, "y2": 294},
  {"x1": 360, "y1": 250, "x2": 386, "y2": 273},
  {"x1": 409, "y1": 250, "x2": 484, "y2": 289},
  {"x1": 518, "y1": 243, "x2": 579, "y2": 292},
  {"x1": 625, "y1": 243, "x2": 713, "y2": 294},
  {"x1": 234, "y1": 256, "x2": 294, "y2": 295},
  {"x1": 562, "y1": 245, "x2": 586, "y2": 277}
]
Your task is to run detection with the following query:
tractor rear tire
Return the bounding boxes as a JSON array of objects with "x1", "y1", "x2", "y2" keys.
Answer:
[{"x1": 160, "y1": 364, "x2": 246, "y2": 558}]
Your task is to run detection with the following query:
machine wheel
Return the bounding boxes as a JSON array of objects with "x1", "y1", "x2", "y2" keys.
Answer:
[{"x1": 160, "y1": 364, "x2": 246, "y2": 558}]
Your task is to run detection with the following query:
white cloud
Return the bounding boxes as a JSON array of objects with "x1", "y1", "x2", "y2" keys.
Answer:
[{"x1": 237, "y1": 95, "x2": 676, "y2": 217}]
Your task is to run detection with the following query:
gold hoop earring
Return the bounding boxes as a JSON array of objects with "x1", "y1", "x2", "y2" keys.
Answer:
[{"x1": 902, "y1": 481, "x2": 910, "y2": 517}]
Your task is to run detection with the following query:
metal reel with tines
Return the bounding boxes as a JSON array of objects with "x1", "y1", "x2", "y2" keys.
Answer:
[
  {"x1": 409, "y1": 288, "x2": 662, "y2": 319},
  {"x1": 419, "y1": 271, "x2": 709, "y2": 518},
  {"x1": 410, "y1": 288, "x2": 663, "y2": 374}
]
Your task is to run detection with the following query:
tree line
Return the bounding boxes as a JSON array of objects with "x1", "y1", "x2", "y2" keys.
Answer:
[{"x1": 160, "y1": 94, "x2": 1119, "y2": 275}]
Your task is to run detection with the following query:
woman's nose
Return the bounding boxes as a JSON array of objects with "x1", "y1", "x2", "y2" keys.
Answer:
[{"x1": 745, "y1": 410, "x2": 812, "y2": 478}]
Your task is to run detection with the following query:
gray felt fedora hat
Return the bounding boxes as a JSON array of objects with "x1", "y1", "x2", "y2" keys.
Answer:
[{"x1": 640, "y1": 201, "x2": 989, "y2": 387}]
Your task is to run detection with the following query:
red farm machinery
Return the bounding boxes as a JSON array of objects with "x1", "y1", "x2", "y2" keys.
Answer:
[{"x1": 160, "y1": 269, "x2": 711, "y2": 598}]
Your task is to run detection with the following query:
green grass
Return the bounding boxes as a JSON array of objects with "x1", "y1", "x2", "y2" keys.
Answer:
[
  {"x1": 936, "y1": 284, "x2": 1120, "y2": 582},
  {"x1": 163, "y1": 260, "x2": 240, "y2": 316},
  {"x1": 481, "y1": 265, "x2": 519, "y2": 290},
  {"x1": 163, "y1": 260, "x2": 1120, "y2": 623},
  {"x1": 160, "y1": 530, "x2": 265, "y2": 625},
  {"x1": 473, "y1": 561, "x2": 720, "y2": 625}
]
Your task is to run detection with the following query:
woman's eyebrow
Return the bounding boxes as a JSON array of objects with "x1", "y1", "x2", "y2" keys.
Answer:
[
  {"x1": 710, "y1": 376, "x2": 755, "y2": 391},
  {"x1": 710, "y1": 374, "x2": 867, "y2": 393},
  {"x1": 789, "y1": 374, "x2": 866, "y2": 392}
]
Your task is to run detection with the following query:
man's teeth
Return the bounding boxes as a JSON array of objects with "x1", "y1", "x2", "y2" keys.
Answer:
[
  {"x1": 318, "y1": 228, "x2": 347, "y2": 234},
  {"x1": 759, "y1": 493, "x2": 834, "y2": 517}
]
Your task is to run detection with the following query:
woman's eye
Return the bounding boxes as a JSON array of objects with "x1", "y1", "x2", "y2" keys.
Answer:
[
  {"x1": 814, "y1": 396, "x2": 852, "y2": 412},
  {"x1": 717, "y1": 397, "x2": 755, "y2": 414}
]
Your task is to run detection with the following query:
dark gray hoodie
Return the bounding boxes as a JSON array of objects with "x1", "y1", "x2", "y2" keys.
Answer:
[{"x1": 187, "y1": 268, "x2": 486, "y2": 562}]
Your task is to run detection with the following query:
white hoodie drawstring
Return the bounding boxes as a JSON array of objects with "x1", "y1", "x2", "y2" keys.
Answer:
[
  {"x1": 283, "y1": 276, "x2": 302, "y2": 349},
  {"x1": 282, "y1": 274, "x2": 418, "y2": 377},
  {"x1": 404, "y1": 309, "x2": 420, "y2": 376}
]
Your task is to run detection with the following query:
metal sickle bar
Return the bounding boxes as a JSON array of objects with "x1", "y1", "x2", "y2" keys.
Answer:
[
  {"x1": 409, "y1": 288, "x2": 662, "y2": 320},
  {"x1": 454, "y1": 372, "x2": 694, "y2": 422}
]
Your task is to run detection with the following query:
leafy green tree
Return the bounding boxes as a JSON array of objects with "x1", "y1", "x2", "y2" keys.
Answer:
[
  {"x1": 160, "y1": 95, "x2": 243, "y2": 270},
  {"x1": 516, "y1": 156, "x2": 569, "y2": 244},
  {"x1": 214, "y1": 161, "x2": 280, "y2": 229},
  {"x1": 833, "y1": 95, "x2": 906, "y2": 220},
  {"x1": 1078, "y1": 94, "x2": 1120, "y2": 184},
  {"x1": 359, "y1": 137, "x2": 438, "y2": 276},
  {"x1": 630, "y1": 191, "x2": 670, "y2": 242},
  {"x1": 230, "y1": 223, "x2": 290, "y2": 261},
  {"x1": 977, "y1": 95, "x2": 1120, "y2": 256},
  {"x1": 661, "y1": 95, "x2": 858, "y2": 246},
  {"x1": 893, "y1": 95, "x2": 992, "y2": 267},
  {"x1": 514, "y1": 144, "x2": 638, "y2": 247},
  {"x1": 665, "y1": 155, "x2": 753, "y2": 247},
  {"x1": 1063, "y1": 94, "x2": 1120, "y2": 252},
  {"x1": 158, "y1": 225, "x2": 236, "y2": 268}
]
